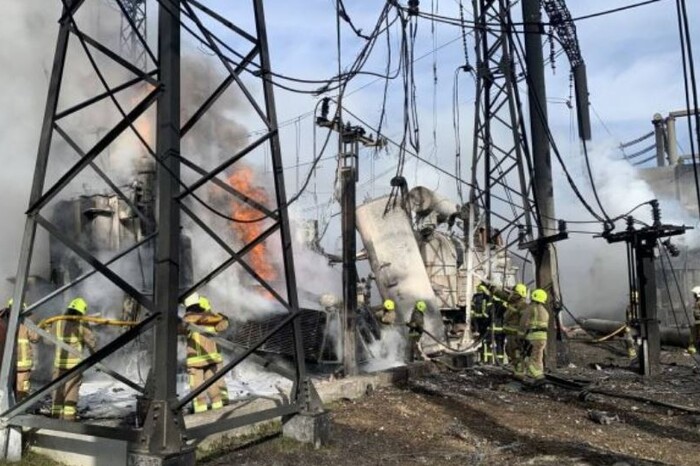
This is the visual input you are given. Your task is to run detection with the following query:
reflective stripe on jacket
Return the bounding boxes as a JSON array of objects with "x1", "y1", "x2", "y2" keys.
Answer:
[
  {"x1": 520, "y1": 303, "x2": 549, "y2": 342},
  {"x1": 16, "y1": 324, "x2": 38, "y2": 370},
  {"x1": 185, "y1": 313, "x2": 229, "y2": 368},
  {"x1": 53, "y1": 319, "x2": 96, "y2": 369}
]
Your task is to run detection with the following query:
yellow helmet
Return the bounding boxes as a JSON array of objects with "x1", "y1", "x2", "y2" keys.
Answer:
[
  {"x1": 383, "y1": 299, "x2": 395, "y2": 311},
  {"x1": 531, "y1": 289, "x2": 548, "y2": 304},
  {"x1": 68, "y1": 297, "x2": 88, "y2": 315},
  {"x1": 199, "y1": 296, "x2": 212, "y2": 312},
  {"x1": 415, "y1": 300, "x2": 427, "y2": 313},
  {"x1": 514, "y1": 283, "x2": 528, "y2": 299}
]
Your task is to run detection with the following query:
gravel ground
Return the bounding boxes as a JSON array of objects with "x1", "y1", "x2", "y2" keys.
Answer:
[{"x1": 204, "y1": 339, "x2": 700, "y2": 466}]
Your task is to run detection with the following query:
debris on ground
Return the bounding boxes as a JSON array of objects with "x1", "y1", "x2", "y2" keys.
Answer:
[{"x1": 204, "y1": 341, "x2": 700, "y2": 465}]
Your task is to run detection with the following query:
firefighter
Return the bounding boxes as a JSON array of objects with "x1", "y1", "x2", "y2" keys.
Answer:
[
  {"x1": 471, "y1": 283, "x2": 492, "y2": 363},
  {"x1": 407, "y1": 300, "x2": 427, "y2": 361},
  {"x1": 471, "y1": 283, "x2": 491, "y2": 338},
  {"x1": 182, "y1": 294, "x2": 230, "y2": 413},
  {"x1": 521, "y1": 289, "x2": 549, "y2": 382},
  {"x1": 489, "y1": 290, "x2": 507, "y2": 365},
  {"x1": 48, "y1": 298, "x2": 96, "y2": 420},
  {"x1": 374, "y1": 299, "x2": 397, "y2": 325},
  {"x1": 689, "y1": 286, "x2": 700, "y2": 355},
  {"x1": 0, "y1": 299, "x2": 39, "y2": 401},
  {"x1": 499, "y1": 284, "x2": 528, "y2": 378},
  {"x1": 624, "y1": 291, "x2": 639, "y2": 359}
]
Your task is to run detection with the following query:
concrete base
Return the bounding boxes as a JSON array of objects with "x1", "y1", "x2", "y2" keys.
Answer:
[
  {"x1": 127, "y1": 449, "x2": 195, "y2": 466},
  {"x1": 282, "y1": 412, "x2": 330, "y2": 449},
  {"x1": 0, "y1": 426, "x2": 23, "y2": 462},
  {"x1": 29, "y1": 429, "x2": 128, "y2": 466}
]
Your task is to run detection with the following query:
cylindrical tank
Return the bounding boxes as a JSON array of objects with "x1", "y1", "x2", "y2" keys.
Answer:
[
  {"x1": 409, "y1": 186, "x2": 459, "y2": 224},
  {"x1": 356, "y1": 197, "x2": 444, "y2": 340}
]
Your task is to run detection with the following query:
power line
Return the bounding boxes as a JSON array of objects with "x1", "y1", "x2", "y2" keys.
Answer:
[{"x1": 571, "y1": 0, "x2": 667, "y2": 22}]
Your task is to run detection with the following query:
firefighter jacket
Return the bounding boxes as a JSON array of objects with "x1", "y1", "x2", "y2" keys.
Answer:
[
  {"x1": 51, "y1": 319, "x2": 97, "y2": 370},
  {"x1": 0, "y1": 307, "x2": 38, "y2": 371},
  {"x1": 520, "y1": 303, "x2": 549, "y2": 342},
  {"x1": 374, "y1": 309, "x2": 396, "y2": 325},
  {"x1": 694, "y1": 300, "x2": 700, "y2": 325},
  {"x1": 407, "y1": 310, "x2": 425, "y2": 338},
  {"x1": 183, "y1": 311, "x2": 229, "y2": 368},
  {"x1": 503, "y1": 296, "x2": 527, "y2": 336},
  {"x1": 471, "y1": 289, "x2": 491, "y2": 318},
  {"x1": 16, "y1": 323, "x2": 39, "y2": 371}
]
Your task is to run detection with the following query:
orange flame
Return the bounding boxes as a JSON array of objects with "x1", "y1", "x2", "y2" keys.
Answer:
[{"x1": 228, "y1": 166, "x2": 278, "y2": 287}]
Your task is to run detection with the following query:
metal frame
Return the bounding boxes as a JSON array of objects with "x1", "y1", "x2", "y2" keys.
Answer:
[
  {"x1": 469, "y1": 0, "x2": 536, "y2": 275},
  {"x1": 0, "y1": 0, "x2": 315, "y2": 461}
]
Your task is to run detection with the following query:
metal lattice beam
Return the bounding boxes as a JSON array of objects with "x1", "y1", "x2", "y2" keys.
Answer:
[
  {"x1": 119, "y1": 0, "x2": 148, "y2": 70},
  {"x1": 469, "y1": 0, "x2": 535, "y2": 266},
  {"x1": 0, "y1": 1, "x2": 317, "y2": 462}
]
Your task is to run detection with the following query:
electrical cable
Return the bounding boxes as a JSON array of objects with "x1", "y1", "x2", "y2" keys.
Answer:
[
  {"x1": 508, "y1": 17, "x2": 608, "y2": 224},
  {"x1": 675, "y1": 0, "x2": 700, "y2": 219}
]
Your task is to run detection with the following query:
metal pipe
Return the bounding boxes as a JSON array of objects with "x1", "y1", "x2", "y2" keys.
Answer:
[{"x1": 666, "y1": 116, "x2": 679, "y2": 165}]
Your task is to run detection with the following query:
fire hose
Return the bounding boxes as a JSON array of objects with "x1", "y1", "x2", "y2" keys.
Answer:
[
  {"x1": 592, "y1": 324, "x2": 627, "y2": 343},
  {"x1": 38, "y1": 315, "x2": 140, "y2": 328}
]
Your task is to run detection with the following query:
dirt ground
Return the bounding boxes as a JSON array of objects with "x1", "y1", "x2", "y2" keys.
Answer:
[{"x1": 203, "y1": 339, "x2": 700, "y2": 466}]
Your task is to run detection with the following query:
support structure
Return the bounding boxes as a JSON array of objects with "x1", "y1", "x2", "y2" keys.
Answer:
[
  {"x1": 340, "y1": 135, "x2": 358, "y2": 377},
  {"x1": 0, "y1": 1, "x2": 321, "y2": 463},
  {"x1": 120, "y1": 0, "x2": 148, "y2": 71},
  {"x1": 470, "y1": 0, "x2": 536, "y2": 269},
  {"x1": 521, "y1": 0, "x2": 560, "y2": 368},
  {"x1": 317, "y1": 102, "x2": 385, "y2": 376},
  {"x1": 603, "y1": 202, "x2": 690, "y2": 376}
]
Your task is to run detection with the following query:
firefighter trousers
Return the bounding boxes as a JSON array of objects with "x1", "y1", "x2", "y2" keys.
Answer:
[
  {"x1": 16, "y1": 370, "x2": 31, "y2": 401},
  {"x1": 525, "y1": 340, "x2": 546, "y2": 380},
  {"x1": 51, "y1": 368, "x2": 81, "y2": 421},
  {"x1": 504, "y1": 334, "x2": 523, "y2": 378},
  {"x1": 188, "y1": 363, "x2": 229, "y2": 413}
]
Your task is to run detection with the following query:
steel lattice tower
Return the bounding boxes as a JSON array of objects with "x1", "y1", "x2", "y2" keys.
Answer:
[
  {"x1": 120, "y1": 0, "x2": 148, "y2": 71},
  {"x1": 469, "y1": 0, "x2": 536, "y2": 272},
  {"x1": 0, "y1": 1, "x2": 321, "y2": 463}
]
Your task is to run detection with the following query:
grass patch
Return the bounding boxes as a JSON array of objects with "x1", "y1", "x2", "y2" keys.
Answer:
[{"x1": 0, "y1": 451, "x2": 66, "y2": 466}]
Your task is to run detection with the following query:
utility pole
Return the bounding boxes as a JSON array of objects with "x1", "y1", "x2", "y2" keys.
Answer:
[
  {"x1": 340, "y1": 128, "x2": 359, "y2": 376},
  {"x1": 603, "y1": 203, "x2": 690, "y2": 376},
  {"x1": 317, "y1": 101, "x2": 384, "y2": 376},
  {"x1": 522, "y1": 0, "x2": 560, "y2": 369}
]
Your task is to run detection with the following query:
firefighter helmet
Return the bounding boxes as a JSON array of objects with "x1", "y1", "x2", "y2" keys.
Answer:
[
  {"x1": 415, "y1": 300, "x2": 428, "y2": 313},
  {"x1": 692, "y1": 286, "x2": 700, "y2": 298},
  {"x1": 531, "y1": 289, "x2": 548, "y2": 304},
  {"x1": 199, "y1": 296, "x2": 212, "y2": 312},
  {"x1": 383, "y1": 299, "x2": 395, "y2": 311},
  {"x1": 514, "y1": 283, "x2": 528, "y2": 299},
  {"x1": 68, "y1": 298, "x2": 88, "y2": 315},
  {"x1": 184, "y1": 293, "x2": 201, "y2": 309}
]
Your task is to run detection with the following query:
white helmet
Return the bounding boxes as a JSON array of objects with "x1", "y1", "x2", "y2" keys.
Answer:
[
  {"x1": 184, "y1": 292, "x2": 201, "y2": 308},
  {"x1": 692, "y1": 286, "x2": 700, "y2": 298}
]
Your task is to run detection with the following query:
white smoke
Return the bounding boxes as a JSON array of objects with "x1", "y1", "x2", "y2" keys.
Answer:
[{"x1": 556, "y1": 140, "x2": 700, "y2": 320}]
